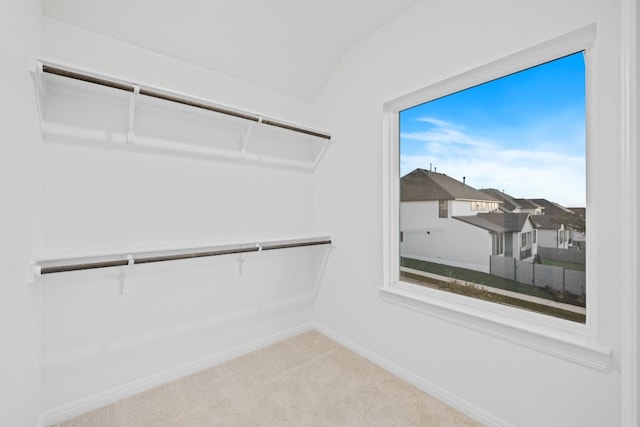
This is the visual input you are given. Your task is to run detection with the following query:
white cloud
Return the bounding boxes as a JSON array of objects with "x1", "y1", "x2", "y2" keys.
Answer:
[
  {"x1": 415, "y1": 117, "x2": 462, "y2": 128},
  {"x1": 401, "y1": 118, "x2": 586, "y2": 206},
  {"x1": 402, "y1": 116, "x2": 496, "y2": 150}
]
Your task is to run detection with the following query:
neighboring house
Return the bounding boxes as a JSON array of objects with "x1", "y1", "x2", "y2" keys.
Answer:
[
  {"x1": 530, "y1": 198, "x2": 584, "y2": 247},
  {"x1": 513, "y1": 198, "x2": 544, "y2": 215},
  {"x1": 400, "y1": 169, "x2": 503, "y2": 272},
  {"x1": 400, "y1": 169, "x2": 585, "y2": 272},
  {"x1": 530, "y1": 215, "x2": 569, "y2": 249},
  {"x1": 455, "y1": 212, "x2": 537, "y2": 261},
  {"x1": 484, "y1": 192, "x2": 585, "y2": 249},
  {"x1": 529, "y1": 198, "x2": 574, "y2": 217},
  {"x1": 480, "y1": 189, "x2": 544, "y2": 214},
  {"x1": 401, "y1": 169, "x2": 501, "y2": 216}
]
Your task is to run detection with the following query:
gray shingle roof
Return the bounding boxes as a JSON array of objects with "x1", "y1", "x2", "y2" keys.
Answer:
[
  {"x1": 530, "y1": 215, "x2": 561, "y2": 230},
  {"x1": 454, "y1": 215, "x2": 507, "y2": 233},
  {"x1": 454, "y1": 212, "x2": 531, "y2": 233},
  {"x1": 514, "y1": 198, "x2": 542, "y2": 210},
  {"x1": 479, "y1": 188, "x2": 521, "y2": 211},
  {"x1": 401, "y1": 169, "x2": 500, "y2": 202},
  {"x1": 528, "y1": 198, "x2": 573, "y2": 216},
  {"x1": 568, "y1": 207, "x2": 585, "y2": 218}
]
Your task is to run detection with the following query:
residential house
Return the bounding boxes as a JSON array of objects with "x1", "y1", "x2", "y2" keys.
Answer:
[
  {"x1": 455, "y1": 212, "x2": 537, "y2": 261},
  {"x1": 530, "y1": 198, "x2": 584, "y2": 247},
  {"x1": 482, "y1": 190, "x2": 582, "y2": 250},
  {"x1": 401, "y1": 170, "x2": 542, "y2": 271},
  {"x1": 530, "y1": 214, "x2": 570, "y2": 249},
  {"x1": 480, "y1": 188, "x2": 544, "y2": 214}
]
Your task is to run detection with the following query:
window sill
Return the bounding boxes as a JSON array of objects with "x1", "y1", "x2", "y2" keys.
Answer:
[{"x1": 378, "y1": 282, "x2": 611, "y2": 371}]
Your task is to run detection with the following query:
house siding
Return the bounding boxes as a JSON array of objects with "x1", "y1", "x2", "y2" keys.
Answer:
[{"x1": 401, "y1": 201, "x2": 493, "y2": 272}]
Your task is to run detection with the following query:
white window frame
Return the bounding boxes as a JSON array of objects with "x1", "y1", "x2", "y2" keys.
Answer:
[
  {"x1": 380, "y1": 24, "x2": 611, "y2": 370},
  {"x1": 438, "y1": 200, "x2": 448, "y2": 218}
]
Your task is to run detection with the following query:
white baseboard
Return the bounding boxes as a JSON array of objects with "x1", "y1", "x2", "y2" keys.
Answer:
[
  {"x1": 41, "y1": 321, "x2": 508, "y2": 427},
  {"x1": 312, "y1": 322, "x2": 512, "y2": 427},
  {"x1": 41, "y1": 322, "x2": 313, "y2": 426}
]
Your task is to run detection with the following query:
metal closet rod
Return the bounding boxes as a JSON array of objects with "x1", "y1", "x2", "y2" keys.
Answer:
[
  {"x1": 41, "y1": 64, "x2": 332, "y2": 141},
  {"x1": 39, "y1": 239, "x2": 332, "y2": 275}
]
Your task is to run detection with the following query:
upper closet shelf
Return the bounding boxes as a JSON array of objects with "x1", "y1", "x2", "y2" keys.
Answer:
[{"x1": 33, "y1": 60, "x2": 333, "y2": 170}]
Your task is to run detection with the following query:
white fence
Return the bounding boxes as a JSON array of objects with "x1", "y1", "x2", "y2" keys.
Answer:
[
  {"x1": 489, "y1": 256, "x2": 585, "y2": 296},
  {"x1": 537, "y1": 246, "x2": 586, "y2": 265}
]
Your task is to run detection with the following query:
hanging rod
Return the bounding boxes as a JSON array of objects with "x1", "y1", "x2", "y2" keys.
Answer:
[
  {"x1": 34, "y1": 238, "x2": 332, "y2": 275},
  {"x1": 39, "y1": 63, "x2": 332, "y2": 141}
]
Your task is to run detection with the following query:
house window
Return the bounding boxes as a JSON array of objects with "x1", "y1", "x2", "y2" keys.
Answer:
[
  {"x1": 493, "y1": 233, "x2": 504, "y2": 255},
  {"x1": 471, "y1": 201, "x2": 488, "y2": 211},
  {"x1": 389, "y1": 29, "x2": 591, "y2": 327},
  {"x1": 438, "y1": 200, "x2": 448, "y2": 218}
]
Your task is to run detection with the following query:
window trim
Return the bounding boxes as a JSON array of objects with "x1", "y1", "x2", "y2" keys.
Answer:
[
  {"x1": 381, "y1": 23, "x2": 611, "y2": 370},
  {"x1": 438, "y1": 200, "x2": 448, "y2": 218}
]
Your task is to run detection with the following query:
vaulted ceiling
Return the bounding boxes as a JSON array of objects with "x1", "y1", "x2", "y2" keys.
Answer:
[{"x1": 42, "y1": 0, "x2": 423, "y2": 102}]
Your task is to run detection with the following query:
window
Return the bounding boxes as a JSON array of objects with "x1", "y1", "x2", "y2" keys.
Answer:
[
  {"x1": 492, "y1": 233, "x2": 504, "y2": 255},
  {"x1": 438, "y1": 200, "x2": 448, "y2": 218},
  {"x1": 471, "y1": 201, "x2": 491, "y2": 211},
  {"x1": 379, "y1": 24, "x2": 611, "y2": 369},
  {"x1": 388, "y1": 31, "x2": 591, "y2": 327}
]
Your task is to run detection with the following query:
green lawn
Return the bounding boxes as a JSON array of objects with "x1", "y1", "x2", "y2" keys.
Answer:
[
  {"x1": 400, "y1": 257, "x2": 586, "y2": 323},
  {"x1": 541, "y1": 259, "x2": 586, "y2": 272},
  {"x1": 401, "y1": 257, "x2": 552, "y2": 300}
]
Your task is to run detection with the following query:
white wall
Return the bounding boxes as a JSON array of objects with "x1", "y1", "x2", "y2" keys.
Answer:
[
  {"x1": 35, "y1": 18, "x2": 327, "y2": 422},
  {"x1": 537, "y1": 229, "x2": 559, "y2": 248},
  {"x1": 5, "y1": 2, "x2": 634, "y2": 425},
  {"x1": 401, "y1": 201, "x2": 492, "y2": 272},
  {"x1": 0, "y1": 1, "x2": 43, "y2": 426},
  {"x1": 313, "y1": 0, "x2": 626, "y2": 425}
]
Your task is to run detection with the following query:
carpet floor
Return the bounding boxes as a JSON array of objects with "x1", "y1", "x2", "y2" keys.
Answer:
[{"x1": 52, "y1": 330, "x2": 482, "y2": 426}]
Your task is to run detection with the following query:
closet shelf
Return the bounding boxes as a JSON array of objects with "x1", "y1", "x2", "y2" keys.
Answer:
[
  {"x1": 31, "y1": 235, "x2": 332, "y2": 276},
  {"x1": 34, "y1": 60, "x2": 333, "y2": 170}
]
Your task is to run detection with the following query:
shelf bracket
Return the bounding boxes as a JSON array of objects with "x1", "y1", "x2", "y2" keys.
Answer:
[
  {"x1": 31, "y1": 61, "x2": 47, "y2": 128},
  {"x1": 34, "y1": 61, "x2": 47, "y2": 97},
  {"x1": 27, "y1": 261, "x2": 41, "y2": 285},
  {"x1": 313, "y1": 243, "x2": 334, "y2": 299},
  {"x1": 237, "y1": 253, "x2": 246, "y2": 276},
  {"x1": 127, "y1": 85, "x2": 140, "y2": 144},
  {"x1": 240, "y1": 116, "x2": 262, "y2": 156},
  {"x1": 313, "y1": 139, "x2": 334, "y2": 170},
  {"x1": 119, "y1": 254, "x2": 134, "y2": 295}
]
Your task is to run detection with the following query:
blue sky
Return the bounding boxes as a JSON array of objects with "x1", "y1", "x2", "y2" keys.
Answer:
[{"x1": 400, "y1": 52, "x2": 586, "y2": 207}]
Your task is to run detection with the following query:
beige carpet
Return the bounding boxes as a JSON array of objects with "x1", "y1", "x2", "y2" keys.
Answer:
[{"x1": 52, "y1": 331, "x2": 482, "y2": 426}]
